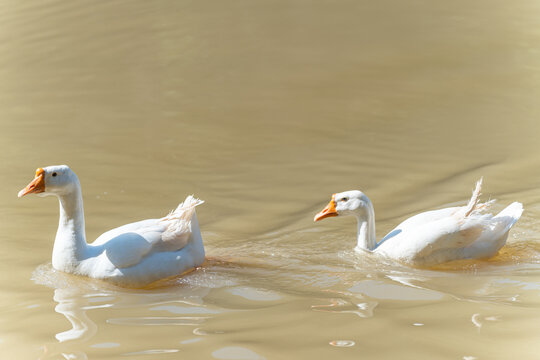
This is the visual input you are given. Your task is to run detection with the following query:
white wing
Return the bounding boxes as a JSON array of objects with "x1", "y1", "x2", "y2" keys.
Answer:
[{"x1": 91, "y1": 196, "x2": 204, "y2": 269}]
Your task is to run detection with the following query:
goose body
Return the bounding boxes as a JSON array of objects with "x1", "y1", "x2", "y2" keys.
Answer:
[
  {"x1": 18, "y1": 165, "x2": 205, "y2": 287},
  {"x1": 314, "y1": 179, "x2": 523, "y2": 266}
]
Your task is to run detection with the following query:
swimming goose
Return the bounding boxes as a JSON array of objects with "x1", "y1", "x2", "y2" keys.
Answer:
[
  {"x1": 314, "y1": 179, "x2": 523, "y2": 266},
  {"x1": 18, "y1": 165, "x2": 205, "y2": 287}
]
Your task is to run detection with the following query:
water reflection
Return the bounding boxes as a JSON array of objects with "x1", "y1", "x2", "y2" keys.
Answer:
[
  {"x1": 311, "y1": 296, "x2": 378, "y2": 318},
  {"x1": 54, "y1": 288, "x2": 98, "y2": 343},
  {"x1": 38, "y1": 282, "x2": 107, "y2": 360},
  {"x1": 33, "y1": 264, "x2": 224, "y2": 359}
]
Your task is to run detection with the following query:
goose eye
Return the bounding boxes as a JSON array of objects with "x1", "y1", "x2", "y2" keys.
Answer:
[
  {"x1": 52, "y1": 172, "x2": 57, "y2": 177},
  {"x1": 340, "y1": 197, "x2": 348, "y2": 202}
]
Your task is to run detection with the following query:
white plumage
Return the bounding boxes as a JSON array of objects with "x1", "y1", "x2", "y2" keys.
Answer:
[
  {"x1": 314, "y1": 179, "x2": 523, "y2": 266},
  {"x1": 18, "y1": 165, "x2": 205, "y2": 287}
]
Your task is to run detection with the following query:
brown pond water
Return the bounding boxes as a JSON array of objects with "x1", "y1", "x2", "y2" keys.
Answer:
[{"x1": 1, "y1": 0, "x2": 540, "y2": 359}]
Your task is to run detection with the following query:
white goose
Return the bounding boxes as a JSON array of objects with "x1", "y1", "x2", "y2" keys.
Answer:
[
  {"x1": 314, "y1": 179, "x2": 523, "y2": 266},
  {"x1": 18, "y1": 165, "x2": 205, "y2": 287}
]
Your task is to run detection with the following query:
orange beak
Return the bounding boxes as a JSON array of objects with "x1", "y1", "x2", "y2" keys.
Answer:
[
  {"x1": 314, "y1": 194, "x2": 338, "y2": 222},
  {"x1": 18, "y1": 168, "x2": 46, "y2": 198}
]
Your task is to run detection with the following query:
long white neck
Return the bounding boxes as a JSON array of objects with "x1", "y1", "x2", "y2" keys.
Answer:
[
  {"x1": 354, "y1": 200, "x2": 377, "y2": 251},
  {"x1": 52, "y1": 184, "x2": 88, "y2": 272}
]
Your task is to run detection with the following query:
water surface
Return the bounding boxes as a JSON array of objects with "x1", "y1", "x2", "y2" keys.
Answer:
[{"x1": 1, "y1": 1, "x2": 540, "y2": 359}]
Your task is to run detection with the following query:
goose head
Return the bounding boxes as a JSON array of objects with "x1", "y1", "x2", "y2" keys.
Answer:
[
  {"x1": 18, "y1": 165, "x2": 79, "y2": 198},
  {"x1": 314, "y1": 190, "x2": 372, "y2": 222}
]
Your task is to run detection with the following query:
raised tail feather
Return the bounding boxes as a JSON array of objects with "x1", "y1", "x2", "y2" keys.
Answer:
[
  {"x1": 167, "y1": 195, "x2": 204, "y2": 219},
  {"x1": 160, "y1": 195, "x2": 204, "y2": 236},
  {"x1": 464, "y1": 177, "x2": 484, "y2": 217}
]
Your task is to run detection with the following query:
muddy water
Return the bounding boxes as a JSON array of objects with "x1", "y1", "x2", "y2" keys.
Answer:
[{"x1": 1, "y1": 0, "x2": 540, "y2": 359}]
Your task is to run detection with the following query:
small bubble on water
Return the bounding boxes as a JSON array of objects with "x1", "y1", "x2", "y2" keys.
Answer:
[
  {"x1": 413, "y1": 323, "x2": 424, "y2": 326},
  {"x1": 329, "y1": 340, "x2": 355, "y2": 347}
]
